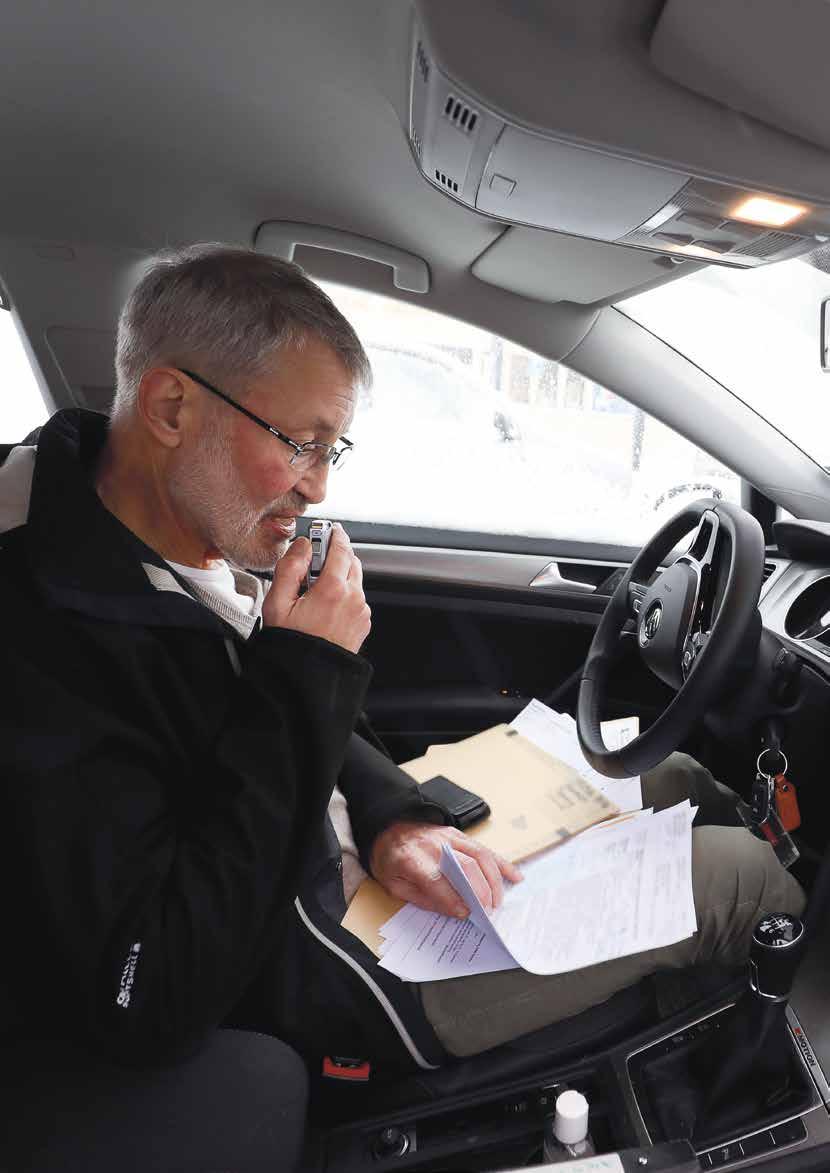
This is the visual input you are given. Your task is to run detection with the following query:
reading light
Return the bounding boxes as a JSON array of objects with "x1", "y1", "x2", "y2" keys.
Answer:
[
  {"x1": 677, "y1": 243, "x2": 724, "y2": 259},
  {"x1": 731, "y1": 196, "x2": 808, "y2": 228}
]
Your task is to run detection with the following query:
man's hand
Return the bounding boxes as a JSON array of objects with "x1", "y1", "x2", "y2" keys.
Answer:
[
  {"x1": 262, "y1": 524, "x2": 371, "y2": 655},
  {"x1": 369, "y1": 821, "x2": 523, "y2": 918}
]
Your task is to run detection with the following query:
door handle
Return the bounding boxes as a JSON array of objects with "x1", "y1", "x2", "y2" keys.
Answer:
[{"x1": 529, "y1": 562, "x2": 596, "y2": 592}]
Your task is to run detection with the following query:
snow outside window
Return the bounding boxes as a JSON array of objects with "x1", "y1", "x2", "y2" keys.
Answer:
[
  {"x1": 0, "y1": 308, "x2": 47, "y2": 442},
  {"x1": 319, "y1": 283, "x2": 739, "y2": 546}
]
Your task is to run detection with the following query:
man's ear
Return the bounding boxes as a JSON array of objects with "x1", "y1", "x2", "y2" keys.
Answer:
[{"x1": 137, "y1": 368, "x2": 189, "y2": 449}]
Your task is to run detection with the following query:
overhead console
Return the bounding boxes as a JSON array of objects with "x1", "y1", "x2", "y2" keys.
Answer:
[{"x1": 409, "y1": 1, "x2": 830, "y2": 269}]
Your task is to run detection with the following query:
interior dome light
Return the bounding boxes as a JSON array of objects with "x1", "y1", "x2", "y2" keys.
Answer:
[{"x1": 730, "y1": 196, "x2": 808, "y2": 227}]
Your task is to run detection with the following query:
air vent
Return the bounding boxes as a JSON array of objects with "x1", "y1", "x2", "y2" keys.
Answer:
[
  {"x1": 734, "y1": 232, "x2": 801, "y2": 259},
  {"x1": 410, "y1": 130, "x2": 422, "y2": 160},
  {"x1": 443, "y1": 93, "x2": 478, "y2": 134},
  {"x1": 763, "y1": 562, "x2": 776, "y2": 583},
  {"x1": 434, "y1": 169, "x2": 459, "y2": 193},
  {"x1": 415, "y1": 40, "x2": 430, "y2": 84}
]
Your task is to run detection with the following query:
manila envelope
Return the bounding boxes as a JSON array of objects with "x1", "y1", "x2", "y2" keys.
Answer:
[{"x1": 341, "y1": 725, "x2": 618, "y2": 955}]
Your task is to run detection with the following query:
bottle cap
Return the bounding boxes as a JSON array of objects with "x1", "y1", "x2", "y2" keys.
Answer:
[{"x1": 553, "y1": 1089, "x2": 589, "y2": 1146}]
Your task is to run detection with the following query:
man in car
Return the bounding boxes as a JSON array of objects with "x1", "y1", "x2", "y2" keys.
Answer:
[{"x1": 0, "y1": 244, "x2": 804, "y2": 1075}]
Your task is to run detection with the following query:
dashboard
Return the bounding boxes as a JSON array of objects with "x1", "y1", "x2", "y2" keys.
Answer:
[
  {"x1": 746, "y1": 522, "x2": 830, "y2": 844},
  {"x1": 760, "y1": 519, "x2": 830, "y2": 677}
]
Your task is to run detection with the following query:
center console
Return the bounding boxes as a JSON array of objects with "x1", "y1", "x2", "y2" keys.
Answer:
[
  {"x1": 308, "y1": 1001, "x2": 830, "y2": 1171},
  {"x1": 307, "y1": 914, "x2": 830, "y2": 1171}
]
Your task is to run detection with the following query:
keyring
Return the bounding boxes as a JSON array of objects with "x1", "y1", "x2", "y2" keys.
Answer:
[{"x1": 756, "y1": 748, "x2": 788, "y2": 778}]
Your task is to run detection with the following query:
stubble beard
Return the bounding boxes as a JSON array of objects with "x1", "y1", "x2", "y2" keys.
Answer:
[{"x1": 168, "y1": 414, "x2": 304, "y2": 572}]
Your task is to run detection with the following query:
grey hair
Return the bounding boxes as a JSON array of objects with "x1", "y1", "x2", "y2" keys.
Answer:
[{"x1": 112, "y1": 243, "x2": 371, "y2": 417}]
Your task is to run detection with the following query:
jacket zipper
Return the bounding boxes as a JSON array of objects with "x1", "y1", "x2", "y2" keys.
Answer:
[
  {"x1": 224, "y1": 641, "x2": 438, "y2": 1071},
  {"x1": 294, "y1": 897, "x2": 440, "y2": 1071}
]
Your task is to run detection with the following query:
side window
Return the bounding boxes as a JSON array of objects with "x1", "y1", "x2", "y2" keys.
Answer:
[
  {"x1": 0, "y1": 308, "x2": 48, "y2": 441},
  {"x1": 320, "y1": 283, "x2": 739, "y2": 546}
]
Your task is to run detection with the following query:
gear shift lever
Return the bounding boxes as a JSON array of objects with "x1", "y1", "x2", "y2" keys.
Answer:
[
  {"x1": 692, "y1": 914, "x2": 807, "y2": 1145},
  {"x1": 749, "y1": 913, "x2": 806, "y2": 1001}
]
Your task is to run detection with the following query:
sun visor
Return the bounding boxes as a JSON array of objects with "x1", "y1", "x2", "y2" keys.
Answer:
[
  {"x1": 471, "y1": 229, "x2": 678, "y2": 305},
  {"x1": 651, "y1": 0, "x2": 830, "y2": 153}
]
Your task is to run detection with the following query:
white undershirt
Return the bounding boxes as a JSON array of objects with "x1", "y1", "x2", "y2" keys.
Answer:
[
  {"x1": 166, "y1": 558, "x2": 257, "y2": 616},
  {"x1": 166, "y1": 557, "x2": 368, "y2": 904}
]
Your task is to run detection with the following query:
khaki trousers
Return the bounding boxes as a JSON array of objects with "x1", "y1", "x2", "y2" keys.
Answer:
[{"x1": 418, "y1": 753, "x2": 806, "y2": 1057}]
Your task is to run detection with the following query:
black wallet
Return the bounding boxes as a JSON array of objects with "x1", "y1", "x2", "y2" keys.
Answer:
[{"x1": 420, "y1": 774, "x2": 491, "y2": 830}]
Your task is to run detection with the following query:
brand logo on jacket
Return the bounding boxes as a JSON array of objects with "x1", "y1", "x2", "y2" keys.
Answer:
[{"x1": 116, "y1": 941, "x2": 142, "y2": 1008}]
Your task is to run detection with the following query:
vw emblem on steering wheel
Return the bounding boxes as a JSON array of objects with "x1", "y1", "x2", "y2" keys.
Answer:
[{"x1": 640, "y1": 601, "x2": 663, "y2": 645}]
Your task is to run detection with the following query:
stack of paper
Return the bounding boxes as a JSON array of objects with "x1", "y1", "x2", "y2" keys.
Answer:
[
  {"x1": 401, "y1": 722, "x2": 620, "y2": 863},
  {"x1": 377, "y1": 902, "x2": 519, "y2": 982},
  {"x1": 342, "y1": 698, "x2": 693, "y2": 978},
  {"x1": 377, "y1": 802, "x2": 697, "y2": 981},
  {"x1": 510, "y1": 699, "x2": 643, "y2": 813}
]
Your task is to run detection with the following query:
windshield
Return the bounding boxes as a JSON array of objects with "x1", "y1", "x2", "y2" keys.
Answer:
[{"x1": 621, "y1": 252, "x2": 830, "y2": 469}]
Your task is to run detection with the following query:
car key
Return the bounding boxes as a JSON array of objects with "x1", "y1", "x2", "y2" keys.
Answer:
[
  {"x1": 750, "y1": 770, "x2": 775, "y2": 825},
  {"x1": 774, "y1": 773, "x2": 801, "y2": 833},
  {"x1": 738, "y1": 750, "x2": 800, "y2": 869}
]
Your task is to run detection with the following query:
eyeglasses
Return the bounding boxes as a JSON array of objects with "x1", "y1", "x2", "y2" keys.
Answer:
[{"x1": 179, "y1": 368, "x2": 353, "y2": 472}]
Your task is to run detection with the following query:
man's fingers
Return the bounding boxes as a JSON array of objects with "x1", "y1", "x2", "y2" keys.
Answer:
[
  {"x1": 392, "y1": 872, "x2": 469, "y2": 919},
  {"x1": 447, "y1": 833, "x2": 524, "y2": 905},
  {"x1": 457, "y1": 853, "x2": 497, "y2": 912},
  {"x1": 485, "y1": 849, "x2": 525, "y2": 882},
  {"x1": 495, "y1": 854, "x2": 523, "y2": 885},
  {"x1": 265, "y1": 537, "x2": 310, "y2": 616},
  {"x1": 347, "y1": 550, "x2": 363, "y2": 588},
  {"x1": 370, "y1": 825, "x2": 523, "y2": 922},
  {"x1": 421, "y1": 873, "x2": 470, "y2": 919},
  {"x1": 399, "y1": 834, "x2": 494, "y2": 915},
  {"x1": 385, "y1": 839, "x2": 469, "y2": 918},
  {"x1": 459, "y1": 846, "x2": 502, "y2": 910}
]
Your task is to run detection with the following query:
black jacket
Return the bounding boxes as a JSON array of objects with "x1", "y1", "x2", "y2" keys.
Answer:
[{"x1": 0, "y1": 409, "x2": 449, "y2": 1073}]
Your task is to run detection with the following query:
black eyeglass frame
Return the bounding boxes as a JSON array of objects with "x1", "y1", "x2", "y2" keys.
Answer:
[{"x1": 179, "y1": 368, "x2": 354, "y2": 469}]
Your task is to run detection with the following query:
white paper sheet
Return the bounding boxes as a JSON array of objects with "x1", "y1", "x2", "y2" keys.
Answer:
[
  {"x1": 510, "y1": 699, "x2": 643, "y2": 812},
  {"x1": 439, "y1": 801, "x2": 696, "y2": 976},
  {"x1": 377, "y1": 905, "x2": 519, "y2": 982}
]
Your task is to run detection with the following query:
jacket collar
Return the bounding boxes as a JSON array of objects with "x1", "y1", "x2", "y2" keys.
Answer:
[{"x1": 16, "y1": 408, "x2": 229, "y2": 633}]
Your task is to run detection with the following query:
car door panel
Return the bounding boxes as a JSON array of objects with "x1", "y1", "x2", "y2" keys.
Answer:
[{"x1": 357, "y1": 542, "x2": 674, "y2": 763}]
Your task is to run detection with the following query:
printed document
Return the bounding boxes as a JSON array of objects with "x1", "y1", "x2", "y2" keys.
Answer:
[
  {"x1": 510, "y1": 699, "x2": 642, "y2": 812},
  {"x1": 377, "y1": 803, "x2": 696, "y2": 981},
  {"x1": 377, "y1": 904, "x2": 519, "y2": 982},
  {"x1": 440, "y1": 801, "x2": 696, "y2": 976}
]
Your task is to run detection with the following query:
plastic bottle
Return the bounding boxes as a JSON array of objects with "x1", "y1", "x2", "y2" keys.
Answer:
[{"x1": 542, "y1": 1089, "x2": 596, "y2": 1163}]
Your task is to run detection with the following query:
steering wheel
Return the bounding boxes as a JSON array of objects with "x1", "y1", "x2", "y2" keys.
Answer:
[{"x1": 577, "y1": 500, "x2": 765, "y2": 779}]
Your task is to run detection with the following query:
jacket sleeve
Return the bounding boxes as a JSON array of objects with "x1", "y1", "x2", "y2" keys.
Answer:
[
  {"x1": 337, "y1": 733, "x2": 452, "y2": 870},
  {"x1": 3, "y1": 625, "x2": 371, "y2": 1065}
]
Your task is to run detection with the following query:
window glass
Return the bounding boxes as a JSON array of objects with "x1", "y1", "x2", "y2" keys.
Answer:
[
  {"x1": 621, "y1": 255, "x2": 830, "y2": 469},
  {"x1": 320, "y1": 283, "x2": 739, "y2": 545},
  {"x1": 0, "y1": 310, "x2": 47, "y2": 441}
]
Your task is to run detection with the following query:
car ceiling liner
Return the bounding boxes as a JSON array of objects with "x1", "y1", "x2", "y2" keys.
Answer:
[
  {"x1": 409, "y1": 0, "x2": 830, "y2": 278},
  {"x1": 651, "y1": 0, "x2": 830, "y2": 155}
]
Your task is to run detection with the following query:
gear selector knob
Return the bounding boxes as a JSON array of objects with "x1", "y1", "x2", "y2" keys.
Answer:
[{"x1": 750, "y1": 914, "x2": 806, "y2": 1002}]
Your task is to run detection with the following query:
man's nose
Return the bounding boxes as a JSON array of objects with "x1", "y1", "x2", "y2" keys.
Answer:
[{"x1": 294, "y1": 461, "x2": 329, "y2": 504}]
